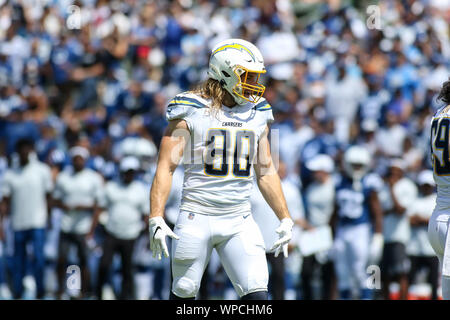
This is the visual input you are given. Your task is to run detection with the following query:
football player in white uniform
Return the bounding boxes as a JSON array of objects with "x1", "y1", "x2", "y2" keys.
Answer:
[
  {"x1": 427, "y1": 78, "x2": 450, "y2": 299},
  {"x1": 149, "y1": 39, "x2": 294, "y2": 300}
]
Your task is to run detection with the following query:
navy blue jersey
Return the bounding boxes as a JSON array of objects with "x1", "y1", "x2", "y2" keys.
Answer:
[{"x1": 335, "y1": 174, "x2": 381, "y2": 226}]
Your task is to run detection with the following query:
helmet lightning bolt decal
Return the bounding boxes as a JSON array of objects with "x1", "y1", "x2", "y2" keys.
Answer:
[{"x1": 212, "y1": 43, "x2": 256, "y2": 62}]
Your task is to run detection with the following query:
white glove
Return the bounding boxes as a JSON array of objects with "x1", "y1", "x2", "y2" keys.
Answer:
[
  {"x1": 369, "y1": 233, "x2": 384, "y2": 265},
  {"x1": 270, "y1": 218, "x2": 294, "y2": 258},
  {"x1": 149, "y1": 216, "x2": 180, "y2": 260}
]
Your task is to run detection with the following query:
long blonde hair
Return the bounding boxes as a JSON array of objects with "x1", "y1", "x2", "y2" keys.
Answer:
[{"x1": 190, "y1": 78, "x2": 227, "y2": 115}]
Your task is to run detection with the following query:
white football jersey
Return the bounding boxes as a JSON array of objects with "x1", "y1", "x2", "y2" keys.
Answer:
[
  {"x1": 430, "y1": 105, "x2": 450, "y2": 205},
  {"x1": 166, "y1": 92, "x2": 274, "y2": 215}
]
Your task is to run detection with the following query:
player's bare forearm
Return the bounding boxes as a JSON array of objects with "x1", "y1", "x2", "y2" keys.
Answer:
[
  {"x1": 150, "y1": 167, "x2": 174, "y2": 218},
  {"x1": 256, "y1": 172, "x2": 291, "y2": 221},
  {"x1": 150, "y1": 119, "x2": 188, "y2": 218},
  {"x1": 254, "y1": 126, "x2": 291, "y2": 221}
]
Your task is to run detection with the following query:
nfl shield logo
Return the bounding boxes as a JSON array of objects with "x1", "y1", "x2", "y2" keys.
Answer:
[{"x1": 188, "y1": 213, "x2": 195, "y2": 220}]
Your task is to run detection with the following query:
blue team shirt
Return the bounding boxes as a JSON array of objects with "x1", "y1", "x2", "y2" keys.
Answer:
[{"x1": 335, "y1": 174, "x2": 380, "y2": 226}]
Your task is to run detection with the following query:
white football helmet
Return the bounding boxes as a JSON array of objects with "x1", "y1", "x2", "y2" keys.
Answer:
[
  {"x1": 343, "y1": 145, "x2": 371, "y2": 183},
  {"x1": 208, "y1": 38, "x2": 266, "y2": 105}
]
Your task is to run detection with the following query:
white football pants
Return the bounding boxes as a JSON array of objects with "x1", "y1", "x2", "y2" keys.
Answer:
[
  {"x1": 171, "y1": 210, "x2": 269, "y2": 298},
  {"x1": 428, "y1": 206, "x2": 450, "y2": 299},
  {"x1": 332, "y1": 223, "x2": 371, "y2": 291}
]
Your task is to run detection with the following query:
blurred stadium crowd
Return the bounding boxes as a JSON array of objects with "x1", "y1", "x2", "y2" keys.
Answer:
[{"x1": 0, "y1": 0, "x2": 449, "y2": 299}]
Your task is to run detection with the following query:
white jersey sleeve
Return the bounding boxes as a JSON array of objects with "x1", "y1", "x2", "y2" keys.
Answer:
[
  {"x1": 166, "y1": 93, "x2": 208, "y2": 131},
  {"x1": 253, "y1": 99, "x2": 274, "y2": 125}
]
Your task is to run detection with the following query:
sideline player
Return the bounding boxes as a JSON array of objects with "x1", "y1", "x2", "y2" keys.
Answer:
[
  {"x1": 148, "y1": 39, "x2": 294, "y2": 300},
  {"x1": 331, "y1": 145, "x2": 384, "y2": 299},
  {"x1": 427, "y1": 78, "x2": 450, "y2": 299}
]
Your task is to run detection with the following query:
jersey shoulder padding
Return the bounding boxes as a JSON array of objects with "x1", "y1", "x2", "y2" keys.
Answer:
[{"x1": 166, "y1": 92, "x2": 208, "y2": 121}]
